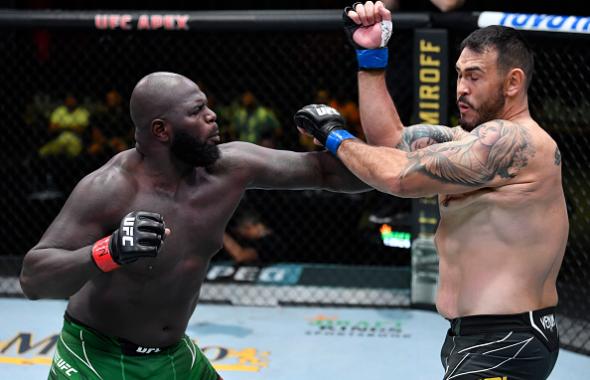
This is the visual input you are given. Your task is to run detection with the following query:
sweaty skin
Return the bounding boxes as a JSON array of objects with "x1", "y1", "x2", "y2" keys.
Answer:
[
  {"x1": 340, "y1": 87, "x2": 568, "y2": 320},
  {"x1": 334, "y1": 8, "x2": 568, "y2": 319},
  {"x1": 20, "y1": 72, "x2": 367, "y2": 347},
  {"x1": 417, "y1": 120, "x2": 567, "y2": 318}
]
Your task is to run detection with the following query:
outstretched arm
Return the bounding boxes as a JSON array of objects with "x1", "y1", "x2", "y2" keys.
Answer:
[
  {"x1": 221, "y1": 141, "x2": 370, "y2": 193},
  {"x1": 335, "y1": 120, "x2": 535, "y2": 197}
]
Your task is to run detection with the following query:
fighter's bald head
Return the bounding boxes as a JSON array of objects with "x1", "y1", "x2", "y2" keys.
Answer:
[{"x1": 130, "y1": 72, "x2": 199, "y2": 132}]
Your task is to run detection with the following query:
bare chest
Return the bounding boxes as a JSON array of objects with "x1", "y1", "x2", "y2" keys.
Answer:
[
  {"x1": 437, "y1": 188, "x2": 516, "y2": 246},
  {"x1": 439, "y1": 187, "x2": 498, "y2": 211},
  {"x1": 121, "y1": 178, "x2": 244, "y2": 275},
  {"x1": 436, "y1": 185, "x2": 549, "y2": 255}
]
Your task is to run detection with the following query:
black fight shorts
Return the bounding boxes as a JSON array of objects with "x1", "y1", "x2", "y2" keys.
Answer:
[{"x1": 440, "y1": 307, "x2": 559, "y2": 380}]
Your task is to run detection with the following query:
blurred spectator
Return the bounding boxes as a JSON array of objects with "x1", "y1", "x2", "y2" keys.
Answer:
[
  {"x1": 215, "y1": 100, "x2": 239, "y2": 142},
  {"x1": 221, "y1": 207, "x2": 282, "y2": 264},
  {"x1": 38, "y1": 94, "x2": 89, "y2": 158},
  {"x1": 87, "y1": 89, "x2": 130, "y2": 158},
  {"x1": 24, "y1": 92, "x2": 56, "y2": 147},
  {"x1": 300, "y1": 89, "x2": 364, "y2": 151},
  {"x1": 328, "y1": 90, "x2": 362, "y2": 139},
  {"x1": 232, "y1": 90, "x2": 281, "y2": 148},
  {"x1": 24, "y1": 92, "x2": 54, "y2": 128}
]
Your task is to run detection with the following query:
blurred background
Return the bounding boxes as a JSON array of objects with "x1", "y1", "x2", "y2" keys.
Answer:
[
  {"x1": 0, "y1": 0, "x2": 588, "y2": 356},
  {"x1": 3, "y1": 0, "x2": 586, "y2": 13}
]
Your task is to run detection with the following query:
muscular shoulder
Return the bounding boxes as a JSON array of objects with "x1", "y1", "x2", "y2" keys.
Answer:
[
  {"x1": 398, "y1": 124, "x2": 466, "y2": 151},
  {"x1": 469, "y1": 119, "x2": 539, "y2": 153},
  {"x1": 216, "y1": 141, "x2": 254, "y2": 164},
  {"x1": 471, "y1": 119, "x2": 539, "y2": 178},
  {"x1": 450, "y1": 126, "x2": 471, "y2": 140},
  {"x1": 214, "y1": 141, "x2": 272, "y2": 172},
  {"x1": 69, "y1": 150, "x2": 139, "y2": 216},
  {"x1": 37, "y1": 150, "x2": 141, "y2": 247},
  {"x1": 498, "y1": 119, "x2": 561, "y2": 170}
]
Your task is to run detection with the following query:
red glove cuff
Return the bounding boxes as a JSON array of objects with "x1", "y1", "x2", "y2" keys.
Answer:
[{"x1": 92, "y1": 236, "x2": 121, "y2": 272}]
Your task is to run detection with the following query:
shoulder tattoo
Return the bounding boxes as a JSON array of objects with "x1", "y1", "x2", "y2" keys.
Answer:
[
  {"x1": 402, "y1": 120, "x2": 535, "y2": 186},
  {"x1": 396, "y1": 124, "x2": 455, "y2": 151}
]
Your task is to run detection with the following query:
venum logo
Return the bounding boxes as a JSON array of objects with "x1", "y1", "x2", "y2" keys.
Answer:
[
  {"x1": 540, "y1": 314, "x2": 556, "y2": 331},
  {"x1": 122, "y1": 217, "x2": 135, "y2": 246}
]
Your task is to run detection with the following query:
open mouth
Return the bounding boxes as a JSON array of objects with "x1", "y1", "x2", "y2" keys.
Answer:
[{"x1": 458, "y1": 102, "x2": 470, "y2": 113}]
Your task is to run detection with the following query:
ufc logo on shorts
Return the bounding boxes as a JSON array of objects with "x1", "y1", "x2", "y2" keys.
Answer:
[
  {"x1": 122, "y1": 217, "x2": 135, "y2": 246},
  {"x1": 136, "y1": 346, "x2": 161, "y2": 354},
  {"x1": 540, "y1": 314, "x2": 556, "y2": 331},
  {"x1": 315, "y1": 106, "x2": 338, "y2": 116}
]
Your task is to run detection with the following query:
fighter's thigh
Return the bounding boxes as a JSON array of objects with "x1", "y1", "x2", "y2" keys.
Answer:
[
  {"x1": 48, "y1": 346, "x2": 94, "y2": 380},
  {"x1": 48, "y1": 339, "x2": 120, "y2": 380},
  {"x1": 440, "y1": 330, "x2": 457, "y2": 369},
  {"x1": 183, "y1": 338, "x2": 223, "y2": 380},
  {"x1": 442, "y1": 335, "x2": 556, "y2": 380}
]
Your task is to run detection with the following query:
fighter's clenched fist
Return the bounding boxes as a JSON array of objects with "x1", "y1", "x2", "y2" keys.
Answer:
[
  {"x1": 343, "y1": 1, "x2": 392, "y2": 70},
  {"x1": 92, "y1": 211, "x2": 166, "y2": 272},
  {"x1": 294, "y1": 104, "x2": 355, "y2": 155}
]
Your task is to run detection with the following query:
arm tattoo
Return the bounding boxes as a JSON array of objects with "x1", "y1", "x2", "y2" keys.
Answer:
[
  {"x1": 395, "y1": 124, "x2": 455, "y2": 151},
  {"x1": 401, "y1": 120, "x2": 535, "y2": 186},
  {"x1": 554, "y1": 147, "x2": 561, "y2": 166}
]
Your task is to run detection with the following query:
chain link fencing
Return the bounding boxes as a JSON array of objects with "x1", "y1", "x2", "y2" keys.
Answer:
[
  {"x1": 0, "y1": 10, "x2": 588, "y2": 354},
  {"x1": 449, "y1": 29, "x2": 590, "y2": 354}
]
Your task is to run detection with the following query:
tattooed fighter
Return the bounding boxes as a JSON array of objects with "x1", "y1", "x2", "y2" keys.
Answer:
[{"x1": 294, "y1": 3, "x2": 568, "y2": 379}]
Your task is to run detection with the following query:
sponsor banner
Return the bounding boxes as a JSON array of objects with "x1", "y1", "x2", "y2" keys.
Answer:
[
  {"x1": 410, "y1": 29, "x2": 444, "y2": 292},
  {"x1": 206, "y1": 264, "x2": 302, "y2": 285},
  {"x1": 478, "y1": 12, "x2": 590, "y2": 35},
  {"x1": 412, "y1": 28, "x2": 448, "y2": 126},
  {"x1": 94, "y1": 14, "x2": 190, "y2": 30},
  {"x1": 304, "y1": 314, "x2": 411, "y2": 338},
  {"x1": 0, "y1": 332, "x2": 269, "y2": 372},
  {"x1": 206, "y1": 263, "x2": 411, "y2": 289}
]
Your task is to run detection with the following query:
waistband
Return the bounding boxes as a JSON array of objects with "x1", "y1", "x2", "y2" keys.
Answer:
[
  {"x1": 64, "y1": 312, "x2": 180, "y2": 356},
  {"x1": 448, "y1": 306, "x2": 557, "y2": 336}
]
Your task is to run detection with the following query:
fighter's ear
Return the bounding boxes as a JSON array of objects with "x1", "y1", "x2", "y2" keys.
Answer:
[
  {"x1": 504, "y1": 68, "x2": 525, "y2": 97},
  {"x1": 151, "y1": 119, "x2": 170, "y2": 142}
]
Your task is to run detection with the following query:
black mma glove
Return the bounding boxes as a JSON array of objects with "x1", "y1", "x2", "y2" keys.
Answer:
[
  {"x1": 92, "y1": 211, "x2": 166, "y2": 272},
  {"x1": 294, "y1": 104, "x2": 355, "y2": 155},
  {"x1": 343, "y1": 2, "x2": 393, "y2": 70}
]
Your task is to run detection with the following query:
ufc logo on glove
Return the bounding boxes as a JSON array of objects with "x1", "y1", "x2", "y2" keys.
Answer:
[
  {"x1": 122, "y1": 217, "x2": 135, "y2": 246},
  {"x1": 91, "y1": 211, "x2": 166, "y2": 272},
  {"x1": 315, "y1": 106, "x2": 339, "y2": 116}
]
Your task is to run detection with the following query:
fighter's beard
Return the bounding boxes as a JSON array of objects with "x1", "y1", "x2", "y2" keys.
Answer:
[
  {"x1": 459, "y1": 89, "x2": 505, "y2": 131},
  {"x1": 170, "y1": 130, "x2": 220, "y2": 167}
]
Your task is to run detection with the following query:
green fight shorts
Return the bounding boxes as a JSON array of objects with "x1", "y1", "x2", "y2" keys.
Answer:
[{"x1": 48, "y1": 314, "x2": 222, "y2": 380}]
